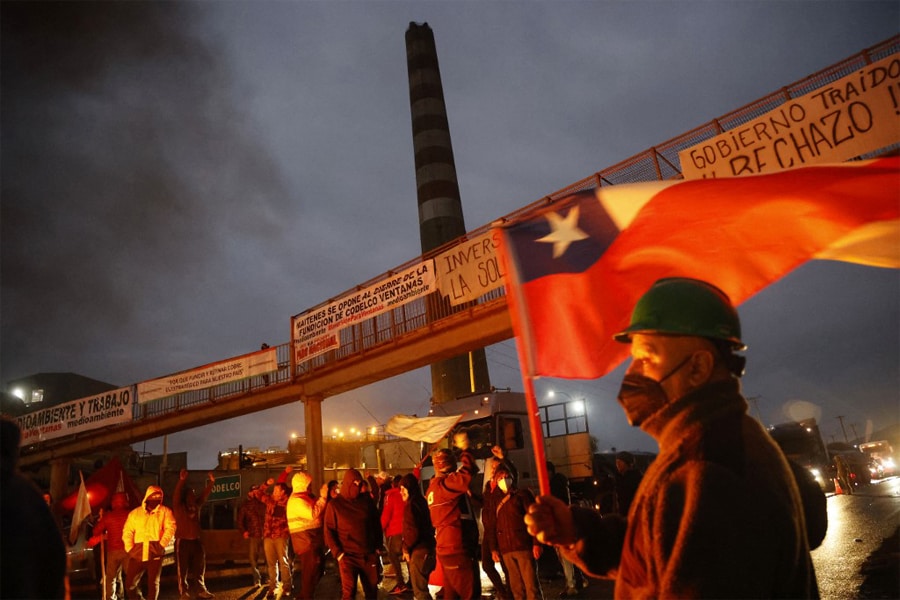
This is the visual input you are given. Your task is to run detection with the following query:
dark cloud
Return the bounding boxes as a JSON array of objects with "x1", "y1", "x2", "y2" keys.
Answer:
[{"x1": 1, "y1": 2, "x2": 293, "y2": 382}]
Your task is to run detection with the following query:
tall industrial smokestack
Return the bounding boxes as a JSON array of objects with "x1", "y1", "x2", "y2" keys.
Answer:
[{"x1": 406, "y1": 22, "x2": 491, "y2": 404}]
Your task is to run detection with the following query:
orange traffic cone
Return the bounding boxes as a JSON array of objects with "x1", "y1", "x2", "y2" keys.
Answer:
[{"x1": 834, "y1": 478, "x2": 843, "y2": 494}]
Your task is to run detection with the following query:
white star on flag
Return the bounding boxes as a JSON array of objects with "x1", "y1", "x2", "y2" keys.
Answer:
[{"x1": 537, "y1": 207, "x2": 589, "y2": 258}]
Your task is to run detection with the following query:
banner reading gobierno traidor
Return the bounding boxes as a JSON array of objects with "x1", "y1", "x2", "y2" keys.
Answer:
[
  {"x1": 680, "y1": 52, "x2": 900, "y2": 179},
  {"x1": 137, "y1": 347, "x2": 278, "y2": 404},
  {"x1": 17, "y1": 387, "x2": 134, "y2": 445},
  {"x1": 292, "y1": 260, "x2": 435, "y2": 363}
]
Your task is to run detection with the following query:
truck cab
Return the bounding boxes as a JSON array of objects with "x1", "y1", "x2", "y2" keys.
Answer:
[
  {"x1": 767, "y1": 418, "x2": 834, "y2": 492},
  {"x1": 424, "y1": 390, "x2": 593, "y2": 494}
]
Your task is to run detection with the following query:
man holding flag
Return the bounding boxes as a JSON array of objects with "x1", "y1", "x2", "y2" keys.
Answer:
[{"x1": 524, "y1": 278, "x2": 818, "y2": 598}]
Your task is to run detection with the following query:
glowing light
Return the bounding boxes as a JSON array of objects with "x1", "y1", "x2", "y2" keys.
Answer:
[
  {"x1": 11, "y1": 388, "x2": 24, "y2": 400},
  {"x1": 570, "y1": 400, "x2": 585, "y2": 415}
]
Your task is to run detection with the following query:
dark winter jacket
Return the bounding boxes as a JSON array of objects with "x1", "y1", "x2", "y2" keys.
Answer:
[
  {"x1": 493, "y1": 487, "x2": 537, "y2": 554},
  {"x1": 481, "y1": 483, "x2": 503, "y2": 554},
  {"x1": 400, "y1": 475, "x2": 435, "y2": 554},
  {"x1": 324, "y1": 469, "x2": 382, "y2": 558},
  {"x1": 566, "y1": 379, "x2": 819, "y2": 599}
]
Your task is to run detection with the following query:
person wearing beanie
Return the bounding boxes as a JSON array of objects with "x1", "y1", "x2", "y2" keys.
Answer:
[
  {"x1": 324, "y1": 469, "x2": 384, "y2": 600},
  {"x1": 287, "y1": 471, "x2": 328, "y2": 600}
]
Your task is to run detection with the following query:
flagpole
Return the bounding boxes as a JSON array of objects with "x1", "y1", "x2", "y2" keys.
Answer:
[
  {"x1": 522, "y1": 374, "x2": 550, "y2": 497},
  {"x1": 100, "y1": 535, "x2": 107, "y2": 600}
]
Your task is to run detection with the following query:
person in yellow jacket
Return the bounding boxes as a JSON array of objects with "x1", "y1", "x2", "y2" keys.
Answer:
[
  {"x1": 123, "y1": 484, "x2": 177, "y2": 600},
  {"x1": 287, "y1": 471, "x2": 328, "y2": 600}
]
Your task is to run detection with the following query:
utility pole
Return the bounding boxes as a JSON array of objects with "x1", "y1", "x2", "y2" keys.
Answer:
[
  {"x1": 849, "y1": 423, "x2": 860, "y2": 444},
  {"x1": 836, "y1": 415, "x2": 849, "y2": 443}
]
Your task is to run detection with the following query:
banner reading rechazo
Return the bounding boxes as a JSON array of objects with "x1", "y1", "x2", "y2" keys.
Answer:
[
  {"x1": 680, "y1": 52, "x2": 900, "y2": 179},
  {"x1": 17, "y1": 387, "x2": 133, "y2": 444},
  {"x1": 292, "y1": 260, "x2": 435, "y2": 363}
]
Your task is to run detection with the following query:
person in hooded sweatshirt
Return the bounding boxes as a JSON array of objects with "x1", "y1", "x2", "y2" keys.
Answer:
[
  {"x1": 123, "y1": 484, "x2": 177, "y2": 600},
  {"x1": 287, "y1": 471, "x2": 329, "y2": 600},
  {"x1": 323, "y1": 468, "x2": 384, "y2": 600}
]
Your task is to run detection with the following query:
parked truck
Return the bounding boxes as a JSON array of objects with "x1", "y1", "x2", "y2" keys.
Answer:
[
  {"x1": 419, "y1": 389, "x2": 595, "y2": 495},
  {"x1": 767, "y1": 418, "x2": 834, "y2": 492},
  {"x1": 858, "y1": 440, "x2": 895, "y2": 478}
]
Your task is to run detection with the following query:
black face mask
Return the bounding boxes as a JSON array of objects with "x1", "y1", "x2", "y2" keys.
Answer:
[
  {"x1": 145, "y1": 498, "x2": 161, "y2": 511},
  {"x1": 617, "y1": 354, "x2": 693, "y2": 427}
]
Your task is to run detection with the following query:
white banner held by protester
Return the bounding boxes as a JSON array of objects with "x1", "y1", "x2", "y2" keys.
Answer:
[
  {"x1": 386, "y1": 414, "x2": 463, "y2": 444},
  {"x1": 70, "y1": 471, "x2": 92, "y2": 545}
]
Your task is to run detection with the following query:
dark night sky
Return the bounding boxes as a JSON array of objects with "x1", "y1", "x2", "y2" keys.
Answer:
[{"x1": 2, "y1": 2, "x2": 897, "y2": 468}]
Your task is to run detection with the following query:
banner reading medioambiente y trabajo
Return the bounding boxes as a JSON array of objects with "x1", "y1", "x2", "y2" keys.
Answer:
[
  {"x1": 17, "y1": 387, "x2": 133, "y2": 444},
  {"x1": 292, "y1": 260, "x2": 435, "y2": 363}
]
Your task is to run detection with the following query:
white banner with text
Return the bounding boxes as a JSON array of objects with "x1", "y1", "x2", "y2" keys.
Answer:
[
  {"x1": 434, "y1": 230, "x2": 505, "y2": 306},
  {"x1": 17, "y1": 387, "x2": 134, "y2": 445},
  {"x1": 137, "y1": 347, "x2": 278, "y2": 403},
  {"x1": 292, "y1": 260, "x2": 435, "y2": 363},
  {"x1": 680, "y1": 52, "x2": 900, "y2": 179}
]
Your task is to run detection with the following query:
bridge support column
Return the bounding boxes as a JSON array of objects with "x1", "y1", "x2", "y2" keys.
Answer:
[
  {"x1": 303, "y1": 395, "x2": 325, "y2": 489},
  {"x1": 49, "y1": 458, "x2": 70, "y2": 516}
]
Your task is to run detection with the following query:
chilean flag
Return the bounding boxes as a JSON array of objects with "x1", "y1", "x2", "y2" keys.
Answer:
[{"x1": 500, "y1": 157, "x2": 900, "y2": 380}]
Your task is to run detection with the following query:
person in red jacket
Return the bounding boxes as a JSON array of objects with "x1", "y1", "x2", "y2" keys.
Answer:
[
  {"x1": 380, "y1": 475, "x2": 408, "y2": 595},
  {"x1": 426, "y1": 448, "x2": 478, "y2": 600},
  {"x1": 88, "y1": 492, "x2": 133, "y2": 600}
]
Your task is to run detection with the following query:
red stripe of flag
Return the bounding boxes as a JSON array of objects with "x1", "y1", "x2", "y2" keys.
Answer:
[{"x1": 500, "y1": 157, "x2": 900, "y2": 380}]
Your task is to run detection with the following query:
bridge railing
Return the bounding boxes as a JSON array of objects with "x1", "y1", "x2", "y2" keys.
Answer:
[{"x1": 26, "y1": 36, "x2": 898, "y2": 453}]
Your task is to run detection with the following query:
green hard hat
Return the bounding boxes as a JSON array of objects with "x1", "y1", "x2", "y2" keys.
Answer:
[{"x1": 614, "y1": 278, "x2": 745, "y2": 350}]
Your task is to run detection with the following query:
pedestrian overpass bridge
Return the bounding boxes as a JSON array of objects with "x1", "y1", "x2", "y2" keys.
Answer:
[{"x1": 17, "y1": 38, "x2": 894, "y2": 492}]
